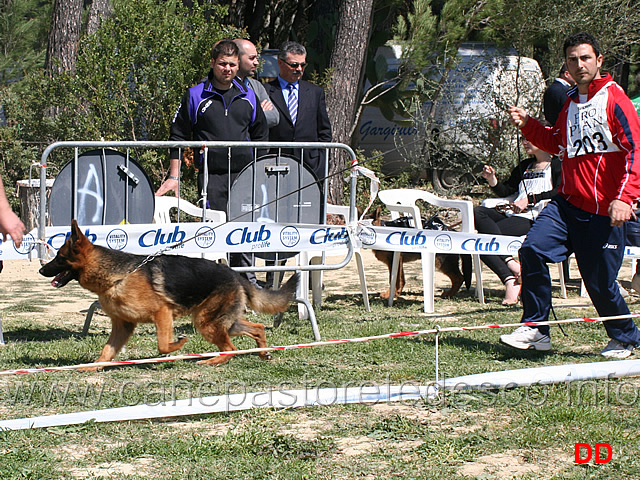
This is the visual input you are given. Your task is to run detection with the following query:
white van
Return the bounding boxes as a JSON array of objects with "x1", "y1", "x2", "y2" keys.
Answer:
[{"x1": 356, "y1": 43, "x2": 546, "y2": 190}]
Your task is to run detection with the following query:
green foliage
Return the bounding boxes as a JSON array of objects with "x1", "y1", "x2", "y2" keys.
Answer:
[
  {"x1": 0, "y1": 0, "x2": 51, "y2": 84},
  {"x1": 1, "y1": 0, "x2": 241, "y2": 198}
]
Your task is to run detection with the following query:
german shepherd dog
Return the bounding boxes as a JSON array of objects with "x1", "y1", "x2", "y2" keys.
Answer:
[
  {"x1": 371, "y1": 207, "x2": 471, "y2": 299},
  {"x1": 39, "y1": 220, "x2": 299, "y2": 370}
]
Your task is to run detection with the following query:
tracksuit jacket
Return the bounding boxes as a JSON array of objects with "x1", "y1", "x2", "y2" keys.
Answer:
[
  {"x1": 521, "y1": 73, "x2": 640, "y2": 215},
  {"x1": 169, "y1": 72, "x2": 268, "y2": 174}
]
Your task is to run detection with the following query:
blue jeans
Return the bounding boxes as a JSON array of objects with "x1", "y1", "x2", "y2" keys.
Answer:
[{"x1": 519, "y1": 197, "x2": 640, "y2": 345}]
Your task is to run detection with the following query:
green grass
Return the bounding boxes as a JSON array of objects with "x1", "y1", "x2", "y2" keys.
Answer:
[{"x1": 1, "y1": 268, "x2": 640, "y2": 479}]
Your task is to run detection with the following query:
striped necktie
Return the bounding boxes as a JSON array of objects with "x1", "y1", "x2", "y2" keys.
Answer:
[{"x1": 286, "y1": 83, "x2": 298, "y2": 125}]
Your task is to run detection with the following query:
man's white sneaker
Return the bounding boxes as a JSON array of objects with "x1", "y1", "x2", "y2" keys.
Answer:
[
  {"x1": 600, "y1": 339, "x2": 634, "y2": 359},
  {"x1": 500, "y1": 325, "x2": 552, "y2": 351}
]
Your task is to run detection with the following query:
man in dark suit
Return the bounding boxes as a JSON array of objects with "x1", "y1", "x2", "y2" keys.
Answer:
[
  {"x1": 264, "y1": 41, "x2": 332, "y2": 182},
  {"x1": 543, "y1": 63, "x2": 575, "y2": 126}
]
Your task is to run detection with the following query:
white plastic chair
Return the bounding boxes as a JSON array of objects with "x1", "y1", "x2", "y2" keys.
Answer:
[
  {"x1": 377, "y1": 188, "x2": 484, "y2": 313},
  {"x1": 153, "y1": 196, "x2": 227, "y2": 263},
  {"x1": 303, "y1": 204, "x2": 370, "y2": 311},
  {"x1": 154, "y1": 196, "x2": 226, "y2": 224}
]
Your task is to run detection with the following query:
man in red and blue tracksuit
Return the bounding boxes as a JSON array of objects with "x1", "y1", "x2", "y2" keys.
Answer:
[{"x1": 501, "y1": 32, "x2": 640, "y2": 358}]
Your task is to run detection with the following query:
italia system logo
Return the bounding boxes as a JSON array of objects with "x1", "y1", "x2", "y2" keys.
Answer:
[
  {"x1": 106, "y1": 229, "x2": 128, "y2": 250},
  {"x1": 280, "y1": 226, "x2": 300, "y2": 248},
  {"x1": 194, "y1": 226, "x2": 216, "y2": 249},
  {"x1": 13, "y1": 232, "x2": 37, "y2": 255},
  {"x1": 434, "y1": 234, "x2": 453, "y2": 251},
  {"x1": 357, "y1": 226, "x2": 376, "y2": 246}
]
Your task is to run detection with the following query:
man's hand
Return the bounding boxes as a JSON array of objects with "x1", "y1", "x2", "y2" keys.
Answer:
[
  {"x1": 155, "y1": 179, "x2": 180, "y2": 198},
  {"x1": 0, "y1": 208, "x2": 25, "y2": 248},
  {"x1": 508, "y1": 106, "x2": 529, "y2": 129},
  {"x1": 609, "y1": 199, "x2": 632, "y2": 227},
  {"x1": 261, "y1": 99, "x2": 275, "y2": 111}
]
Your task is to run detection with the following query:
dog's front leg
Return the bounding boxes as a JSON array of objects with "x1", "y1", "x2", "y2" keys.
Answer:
[
  {"x1": 154, "y1": 306, "x2": 188, "y2": 354},
  {"x1": 79, "y1": 318, "x2": 136, "y2": 372}
]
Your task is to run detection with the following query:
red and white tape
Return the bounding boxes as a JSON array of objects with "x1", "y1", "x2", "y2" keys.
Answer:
[{"x1": 0, "y1": 313, "x2": 637, "y2": 376}]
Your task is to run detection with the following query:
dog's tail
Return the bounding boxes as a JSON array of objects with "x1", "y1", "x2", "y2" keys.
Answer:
[{"x1": 245, "y1": 273, "x2": 300, "y2": 314}]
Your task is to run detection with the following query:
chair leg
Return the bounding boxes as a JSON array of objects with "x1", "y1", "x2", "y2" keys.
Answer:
[
  {"x1": 388, "y1": 252, "x2": 401, "y2": 307},
  {"x1": 557, "y1": 263, "x2": 567, "y2": 299}
]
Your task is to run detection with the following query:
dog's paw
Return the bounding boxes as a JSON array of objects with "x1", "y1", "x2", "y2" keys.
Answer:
[
  {"x1": 259, "y1": 352, "x2": 273, "y2": 361},
  {"x1": 197, "y1": 356, "x2": 232, "y2": 366},
  {"x1": 76, "y1": 365, "x2": 103, "y2": 373},
  {"x1": 379, "y1": 289, "x2": 391, "y2": 300}
]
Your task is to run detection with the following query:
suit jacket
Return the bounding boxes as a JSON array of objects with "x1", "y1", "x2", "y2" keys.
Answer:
[{"x1": 265, "y1": 78, "x2": 332, "y2": 180}]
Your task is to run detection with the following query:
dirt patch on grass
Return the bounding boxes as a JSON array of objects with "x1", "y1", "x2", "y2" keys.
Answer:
[{"x1": 457, "y1": 448, "x2": 572, "y2": 479}]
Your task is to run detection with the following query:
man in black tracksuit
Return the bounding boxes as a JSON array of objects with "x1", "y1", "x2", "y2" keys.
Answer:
[{"x1": 156, "y1": 40, "x2": 268, "y2": 282}]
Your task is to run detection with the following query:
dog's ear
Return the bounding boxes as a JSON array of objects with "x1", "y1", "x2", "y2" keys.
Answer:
[{"x1": 70, "y1": 219, "x2": 87, "y2": 245}]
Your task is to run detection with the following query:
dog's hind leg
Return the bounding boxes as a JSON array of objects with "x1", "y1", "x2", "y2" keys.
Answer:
[
  {"x1": 195, "y1": 322, "x2": 238, "y2": 366},
  {"x1": 438, "y1": 255, "x2": 464, "y2": 298},
  {"x1": 228, "y1": 317, "x2": 271, "y2": 361},
  {"x1": 380, "y1": 255, "x2": 405, "y2": 300},
  {"x1": 396, "y1": 259, "x2": 407, "y2": 296},
  {"x1": 192, "y1": 303, "x2": 240, "y2": 365},
  {"x1": 154, "y1": 306, "x2": 188, "y2": 354}
]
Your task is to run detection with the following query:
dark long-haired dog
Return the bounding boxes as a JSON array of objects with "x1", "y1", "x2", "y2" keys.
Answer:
[
  {"x1": 39, "y1": 220, "x2": 298, "y2": 369},
  {"x1": 371, "y1": 207, "x2": 471, "y2": 299}
]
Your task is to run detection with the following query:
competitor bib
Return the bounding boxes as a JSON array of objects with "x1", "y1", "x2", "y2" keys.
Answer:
[{"x1": 566, "y1": 81, "x2": 621, "y2": 158}]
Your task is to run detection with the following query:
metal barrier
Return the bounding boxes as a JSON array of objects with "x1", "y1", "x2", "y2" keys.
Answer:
[
  {"x1": 36, "y1": 141, "x2": 358, "y2": 266},
  {"x1": 35, "y1": 141, "x2": 363, "y2": 339}
]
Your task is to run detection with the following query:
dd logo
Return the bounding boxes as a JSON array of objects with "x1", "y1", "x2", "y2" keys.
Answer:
[{"x1": 574, "y1": 443, "x2": 612, "y2": 464}]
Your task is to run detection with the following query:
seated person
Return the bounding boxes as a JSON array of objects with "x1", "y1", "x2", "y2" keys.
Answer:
[{"x1": 475, "y1": 137, "x2": 561, "y2": 305}]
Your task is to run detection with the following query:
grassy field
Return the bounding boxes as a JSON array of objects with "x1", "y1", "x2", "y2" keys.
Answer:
[{"x1": 1, "y1": 254, "x2": 640, "y2": 479}]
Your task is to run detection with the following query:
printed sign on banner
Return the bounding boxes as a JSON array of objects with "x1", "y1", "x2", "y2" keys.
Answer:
[
  {"x1": 5, "y1": 222, "x2": 640, "y2": 261},
  {"x1": 357, "y1": 224, "x2": 525, "y2": 257}
]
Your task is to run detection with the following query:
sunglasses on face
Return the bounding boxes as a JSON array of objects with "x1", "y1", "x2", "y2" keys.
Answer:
[{"x1": 282, "y1": 60, "x2": 307, "y2": 69}]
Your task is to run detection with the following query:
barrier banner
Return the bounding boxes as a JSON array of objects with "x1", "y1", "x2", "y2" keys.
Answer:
[
  {"x1": 0, "y1": 222, "x2": 351, "y2": 261},
  {"x1": 2, "y1": 222, "x2": 640, "y2": 261},
  {"x1": 356, "y1": 224, "x2": 640, "y2": 258},
  {"x1": 356, "y1": 224, "x2": 525, "y2": 256}
]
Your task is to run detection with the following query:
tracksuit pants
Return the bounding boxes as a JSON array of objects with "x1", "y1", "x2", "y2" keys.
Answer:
[
  {"x1": 519, "y1": 196, "x2": 640, "y2": 345},
  {"x1": 199, "y1": 172, "x2": 257, "y2": 284}
]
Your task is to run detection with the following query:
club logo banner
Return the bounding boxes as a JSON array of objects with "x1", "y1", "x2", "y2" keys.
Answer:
[
  {"x1": 2, "y1": 222, "x2": 639, "y2": 261},
  {"x1": 356, "y1": 224, "x2": 525, "y2": 256}
]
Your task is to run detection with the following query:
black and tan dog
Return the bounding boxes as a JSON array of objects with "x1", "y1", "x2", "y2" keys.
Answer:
[
  {"x1": 39, "y1": 220, "x2": 298, "y2": 369},
  {"x1": 371, "y1": 207, "x2": 471, "y2": 299}
]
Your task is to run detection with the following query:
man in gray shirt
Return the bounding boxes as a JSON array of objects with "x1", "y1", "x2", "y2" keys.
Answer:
[{"x1": 234, "y1": 38, "x2": 280, "y2": 128}]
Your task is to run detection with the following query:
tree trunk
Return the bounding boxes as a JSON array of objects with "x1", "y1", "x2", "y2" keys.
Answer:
[
  {"x1": 325, "y1": 0, "x2": 374, "y2": 205},
  {"x1": 45, "y1": 0, "x2": 83, "y2": 76},
  {"x1": 86, "y1": 0, "x2": 113, "y2": 36}
]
